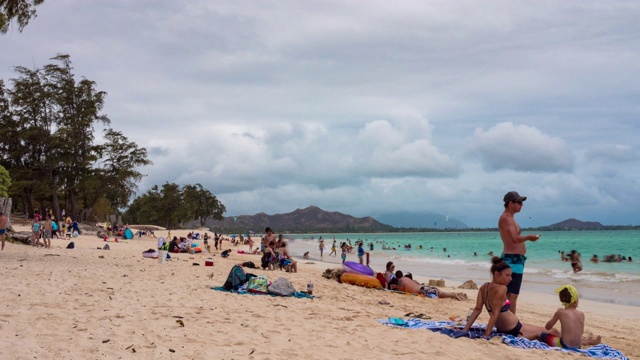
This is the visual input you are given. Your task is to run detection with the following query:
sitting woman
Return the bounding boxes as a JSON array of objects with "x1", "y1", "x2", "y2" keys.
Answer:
[
  {"x1": 384, "y1": 261, "x2": 397, "y2": 289},
  {"x1": 279, "y1": 242, "x2": 297, "y2": 273},
  {"x1": 462, "y1": 257, "x2": 558, "y2": 339},
  {"x1": 168, "y1": 236, "x2": 180, "y2": 253},
  {"x1": 178, "y1": 237, "x2": 191, "y2": 253}
]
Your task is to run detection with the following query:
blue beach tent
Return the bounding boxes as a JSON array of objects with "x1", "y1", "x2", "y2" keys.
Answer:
[{"x1": 124, "y1": 228, "x2": 134, "y2": 239}]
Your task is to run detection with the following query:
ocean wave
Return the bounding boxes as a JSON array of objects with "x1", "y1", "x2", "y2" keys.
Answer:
[
  {"x1": 396, "y1": 256, "x2": 640, "y2": 283},
  {"x1": 397, "y1": 256, "x2": 485, "y2": 267},
  {"x1": 531, "y1": 267, "x2": 640, "y2": 283}
]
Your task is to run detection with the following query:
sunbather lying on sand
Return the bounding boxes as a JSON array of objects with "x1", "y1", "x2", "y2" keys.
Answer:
[{"x1": 396, "y1": 271, "x2": 467, "y2": 301}]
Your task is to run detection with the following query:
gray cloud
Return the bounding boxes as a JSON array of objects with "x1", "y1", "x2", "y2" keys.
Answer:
[
  {"x1": 2, "y1": 0, "x2": 639, "y2": 226},
  {"x1": 468, "y1": 122, "x2": 575, "y2": 172}
]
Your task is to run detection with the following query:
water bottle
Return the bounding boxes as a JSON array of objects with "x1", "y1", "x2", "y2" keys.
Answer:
[
  {"x1": 307, "y1": 281, "x2": 314, "y2": 295},
  {"x1": 466, "y1": 308, "x2": 473, "y2": 324}
]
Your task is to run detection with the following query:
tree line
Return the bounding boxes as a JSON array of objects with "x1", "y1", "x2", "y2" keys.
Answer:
[
  {"x1": 0, "y1": 54, "x2": 152, "y2": 221},
  {"x1": 124, "y1": 183, "x2": 226, "y2": 230}
]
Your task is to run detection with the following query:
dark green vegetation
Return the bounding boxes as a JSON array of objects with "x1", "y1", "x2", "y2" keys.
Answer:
[
  {"x1": 0, "y1": 164, "x2": 10, "y2": 197},
  {"x1": 124, "y1": 183, "x2": 226, "y2": 230},
  {"x1": 0, "y1": 55, "x2": 151, "y2": 221},
  {"x1": 0, "y1": 0, "x2": 44, "y2": 34}
]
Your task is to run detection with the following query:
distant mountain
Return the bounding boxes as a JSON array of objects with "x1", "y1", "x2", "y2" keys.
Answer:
[
  {"x1": 205, "y1": 206, "x2": 395, "y2": 233},
  {"x1": 373, "y1": 212, "x2": 468, "y2": 229},
  {"x1": 538, "y1": 218, "x2": 605, "y2": 231}
]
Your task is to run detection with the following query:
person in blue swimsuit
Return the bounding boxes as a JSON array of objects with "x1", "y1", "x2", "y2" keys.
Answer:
[
  {"x1": 463, "y1": 257, "x2": 552, "y2": 339},
  {"x1": 499, "y1": 191, "x2": 541, "y2": 314},
  {"x1": 0, "y1": 212, "x2": 7, "y2": 250},
  {"x1": 357, "y1": 241, "x2": 364, "y2": 264}
]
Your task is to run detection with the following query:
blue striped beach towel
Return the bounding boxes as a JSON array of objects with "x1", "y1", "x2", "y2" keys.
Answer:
[
  {"x1": 379, "y1": 318, "x2": 628, "y2": 359},
  {"x1": 502, "y1": 335, "x2": 628, "y2": 360},
  {"x1": 378, "y1": 318, "x2": 503, "y2": 339}
]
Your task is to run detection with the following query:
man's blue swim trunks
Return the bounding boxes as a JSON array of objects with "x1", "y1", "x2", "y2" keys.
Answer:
[{"x1": 501, "y1": 253, "x2": 527, "y2": 295}]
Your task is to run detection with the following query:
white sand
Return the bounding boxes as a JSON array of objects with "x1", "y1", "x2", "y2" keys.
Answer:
[{"x1": 0, "y1": 226, "x2": 637, "y2": 359}]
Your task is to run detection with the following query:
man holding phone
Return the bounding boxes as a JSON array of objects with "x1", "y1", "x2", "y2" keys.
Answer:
[{"x1": 499, "y1": 191, "x2": 541, "y2": 315}]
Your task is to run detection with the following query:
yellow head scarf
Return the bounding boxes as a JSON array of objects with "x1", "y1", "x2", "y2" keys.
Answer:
[{"x1": 555, "y1": 284, "x2": 579, "y2": 308}]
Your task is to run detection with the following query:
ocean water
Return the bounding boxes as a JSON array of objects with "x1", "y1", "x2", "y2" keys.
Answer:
[{"x1": 287, "y1": 230, "x2": 640, "y2": 306}]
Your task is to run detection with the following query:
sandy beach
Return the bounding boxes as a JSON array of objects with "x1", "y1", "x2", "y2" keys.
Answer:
[{"x1": 0, "y1": 225, "x2": 637, "y2": 359}]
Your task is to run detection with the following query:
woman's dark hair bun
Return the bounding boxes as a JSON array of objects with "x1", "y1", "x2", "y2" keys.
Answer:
[{"x1": 491, "y1": 256, "x2": 503, "y2": 265}]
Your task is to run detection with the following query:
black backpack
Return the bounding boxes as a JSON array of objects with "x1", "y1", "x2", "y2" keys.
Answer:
[{"x1": 242, "y1": 261, "x2": 257, "y2": 269}]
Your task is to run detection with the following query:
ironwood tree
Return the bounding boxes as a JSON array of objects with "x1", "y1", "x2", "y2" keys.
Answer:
[
  {"x1": 0, "y1": 0, "x2": 44, "y2": 34},
  {"x1": 0, "y1": 54, "x2": 151, "y2": 220}
]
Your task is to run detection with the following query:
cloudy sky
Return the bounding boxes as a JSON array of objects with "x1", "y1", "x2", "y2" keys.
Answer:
[{"x1": 2, "y1": 1, "x2": 639, "y2": 227}]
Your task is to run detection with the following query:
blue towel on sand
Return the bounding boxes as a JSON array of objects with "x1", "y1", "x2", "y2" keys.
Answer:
[
  {"x1": 379, "y1": 318, "x2": 628, "y2": 359},
  {"x1": 378, "y1": 318, "x2": 503, "y2": 339},
  {"x1": 211, "y1": 286, "x2": 314, "y2": 298},
  {"x1": 502, "y1": 335, "x2": 628, "y2": 360}
]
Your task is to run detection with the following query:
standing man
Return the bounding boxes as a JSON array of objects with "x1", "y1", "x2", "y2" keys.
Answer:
[
  {"x1": 0, "y1": 212, "x2": 7, "y2": 250},
  {"x1": 499, "y1": 191, "x2": 541, "y2": 315},
  {"x1": 43, "y1": 215, "x2": 52, "y2": 249},
  {"x1": 262, "y1": 227, "x2": 276, "y2": 254}
]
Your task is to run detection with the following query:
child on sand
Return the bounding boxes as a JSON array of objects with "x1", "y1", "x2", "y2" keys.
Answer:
[
  {"x1": 329, "y1": 239, "x2": 337, "y2": 256},
  {"x1": 540, "y1": 285, "x2": 601, "y2": 349}
]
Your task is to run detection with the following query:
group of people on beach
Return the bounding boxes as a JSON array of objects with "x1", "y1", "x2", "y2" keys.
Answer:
[
  {"x1": 383, "y1": 261, "x2": 468, "y2": 300},
  {"x1": 30, "y1": 211, "x2": 79, "y2": 249},
  {"x1": 378, "y1": 191, "x2": 601, "y2": 348},
  {"x1": 136, "y1": 227, "x2": 156, "y2": 238},
  {"x1": 258, "y1": 227, "x2": 298, "y2": 272},
  {"x1": 468, "y1": 191, "x2": 600, "y2": 347}
]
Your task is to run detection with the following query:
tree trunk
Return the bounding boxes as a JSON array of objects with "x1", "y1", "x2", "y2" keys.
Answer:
[
  {"x1": 70, "y1": 193, "x2": 78, "y2": 220},
  {"x1": 51, "y1": 189, "x2": 61, "y2": 221},
  {"x1": 22, "y1": 190, "x2": 33, "y2": 219}
]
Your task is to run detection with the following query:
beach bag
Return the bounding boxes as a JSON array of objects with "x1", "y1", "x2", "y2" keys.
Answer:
[
  {"x1": 376, "y1": 272, "x2": 387, "y2": 288},
  {"x1": 267, "y1": 277, "x2": 296, "y2": 296},
  {"x1": 247, "y1": 275, "x2": 269, "y2": 293},
  {"x1": 223, "y1": 265, "x2": 248, "y2": 291},
  {"x1": 66, "y1": 241, "x2": 75, "y2": 249},
  {"x1": 261, "y1": 252, "x2": 271, "y2": 269}
]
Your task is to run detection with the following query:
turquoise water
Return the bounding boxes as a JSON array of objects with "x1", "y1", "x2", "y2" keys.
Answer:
[
  {"x1": 288, "y1": 230, "x2": 640, "y2": 305},
  {"x1": 297, "y1": 231, "x2": 640, "y2": 278}
]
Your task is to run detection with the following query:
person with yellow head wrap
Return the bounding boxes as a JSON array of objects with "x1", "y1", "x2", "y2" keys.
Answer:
[{"x1": 540, "y1": 284, "x2": 601, "y2": 348}]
